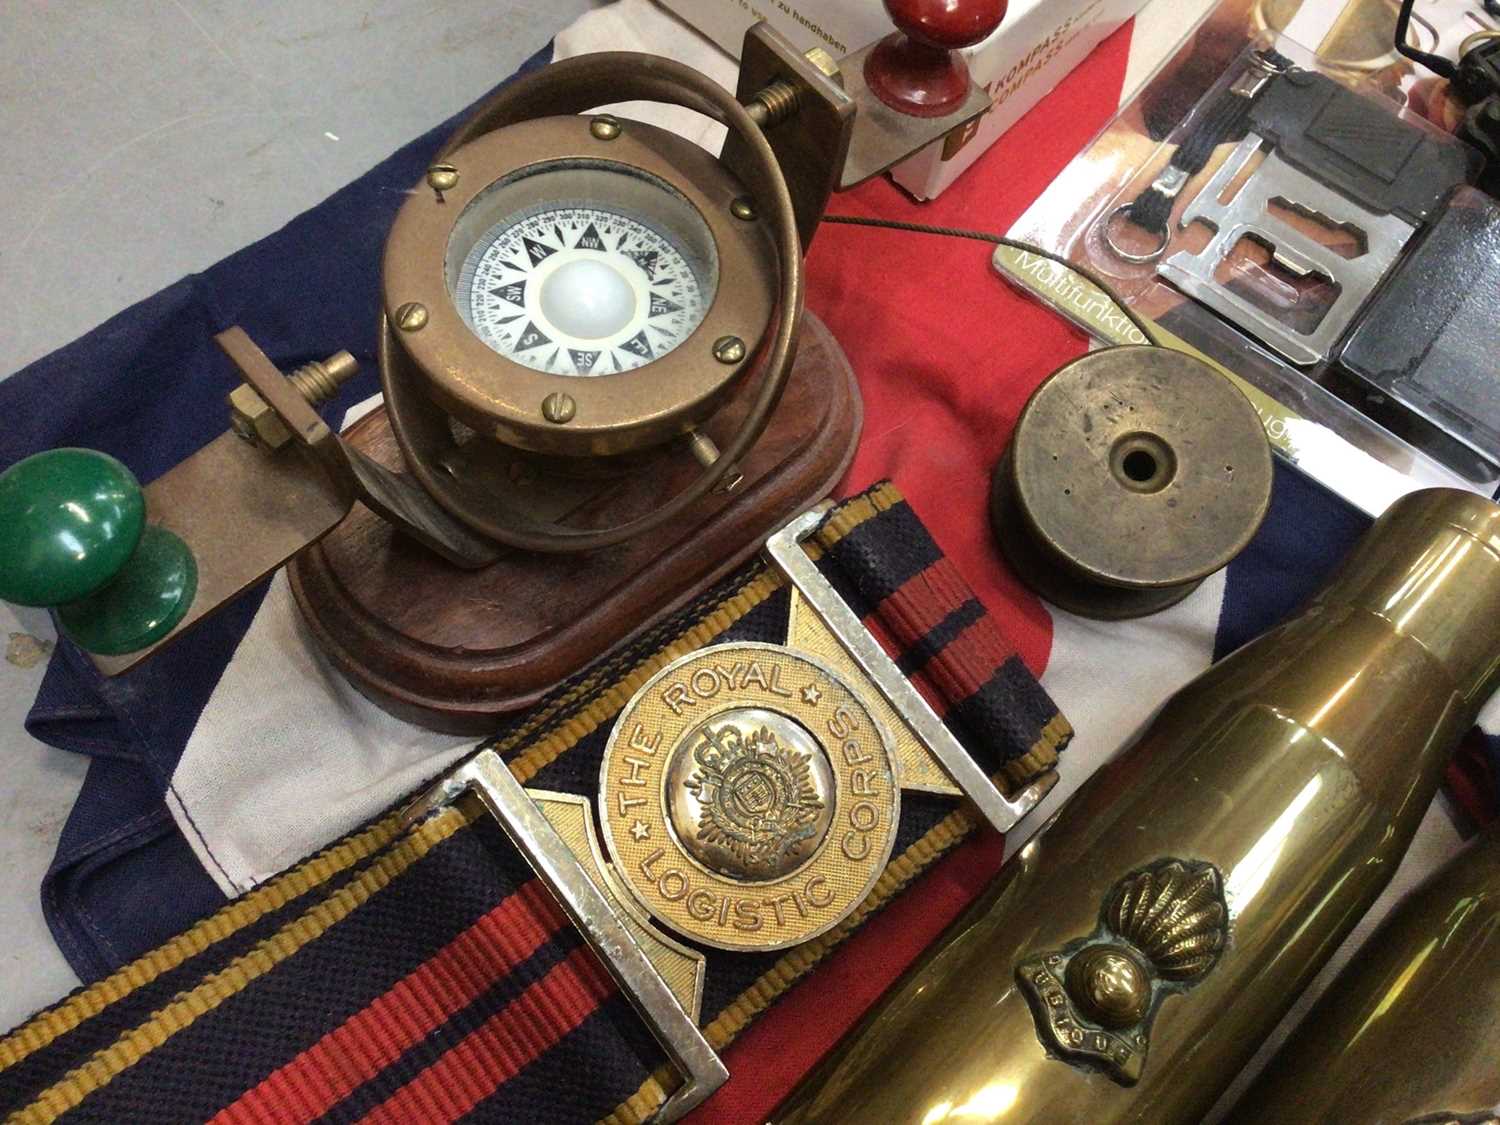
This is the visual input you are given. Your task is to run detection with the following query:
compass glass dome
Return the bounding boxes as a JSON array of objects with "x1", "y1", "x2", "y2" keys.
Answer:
[{"x1": 448, "y1": 161, "x2": 719, "y2": 378}]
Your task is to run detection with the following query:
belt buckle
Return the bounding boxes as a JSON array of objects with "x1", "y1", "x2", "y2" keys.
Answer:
[
  {"x1": 402, "y1": 504, "x2": 1057, "y2": 1121},
  {"x1": 766, "y1": 505, "x2": 1056, "y2": 836}
]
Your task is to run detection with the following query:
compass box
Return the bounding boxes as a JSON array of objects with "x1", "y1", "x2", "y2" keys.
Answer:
[{"x1": 654, "y1": 0, "x2": 1151, "y2": 199}]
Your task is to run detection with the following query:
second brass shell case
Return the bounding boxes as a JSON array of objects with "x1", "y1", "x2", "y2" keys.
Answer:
[{"x1": 1227, "y1": 825, "x2": 1500, "y2": 1124}]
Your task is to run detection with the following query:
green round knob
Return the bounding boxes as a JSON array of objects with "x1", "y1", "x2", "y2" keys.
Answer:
[
  {"x1": 0, "y1": 448, "x2": 198, "y2": 656},
  {"x1": 55, "y1": 526, "x2": 198, "y2": 655},
  {"x1": 0, "y1": 449, "x2": 146, "y2": 606}
]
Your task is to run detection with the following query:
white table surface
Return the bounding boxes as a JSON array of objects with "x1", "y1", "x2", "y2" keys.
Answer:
[{"x1": 0, "y1": 0, "x2": 594, "y2": 1032}]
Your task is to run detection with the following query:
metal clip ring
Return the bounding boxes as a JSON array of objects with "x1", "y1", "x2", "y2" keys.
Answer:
[
  {"x1": 1460, "y1": 28, "x2": 1500, "y2": 58},
  {"x1": 1103, "y1": 203, "x2": 1170, "y2": 265}
]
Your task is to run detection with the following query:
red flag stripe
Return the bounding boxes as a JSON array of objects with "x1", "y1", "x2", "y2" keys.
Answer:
[
  {"x1": 356, "y1": 946, "x2": 616, "y2": 1125},
  {"x1": 210, "y1": 880, "x2": 565, "y2": 1125}
]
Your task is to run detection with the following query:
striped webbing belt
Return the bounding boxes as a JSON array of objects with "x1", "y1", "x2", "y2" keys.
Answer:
[{"x1": 0, "y1": 481, "x2": 1071, "y2": 1125}]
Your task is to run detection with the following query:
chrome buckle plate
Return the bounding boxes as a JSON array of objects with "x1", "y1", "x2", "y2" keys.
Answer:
[
  {"x1": 403, "y1": 752, "x2": 726, "y2": 1123},
  {"x1": 403, "y1": 505, "x2": 1057, "y2": 1119},
  {"x1": 765, "y1": 505, "x2": 1056, "y2": 835}
]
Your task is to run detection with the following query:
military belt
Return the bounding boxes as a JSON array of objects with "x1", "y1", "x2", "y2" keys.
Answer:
[{"x1": 0, "y1": 481, "x2": 1070, "y2": 1125}]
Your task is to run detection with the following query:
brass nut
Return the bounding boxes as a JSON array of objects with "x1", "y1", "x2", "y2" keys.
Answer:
[
  {"x1": 228, "y1": 384, "x2": 293, "y2": 450},
  {"x1": 713, "y1": 336, "x2": 747, "y2": 365},
  {"x1": 393, "y1": 302, "x2": 429, "y2": 332},
  {"x1": 542, "y1": 392, "x2": 577, "y2": 424},
  {"x1": 803, "y1": 46, "x2": 840, "y2": 80},
  {"x1": 590, "y1": 114, "x2": 622, "y2": 141},
  {"x1": 426, "y1": 163, "x2": 459, "y2": 196},
  {"x1": 730, "y1": 196, "x2": 757, "y2": 222}
]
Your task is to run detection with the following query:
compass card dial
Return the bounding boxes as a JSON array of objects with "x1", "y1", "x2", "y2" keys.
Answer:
[{"x1": 450, "y1": 164, "x2": 718, "y2": 378}]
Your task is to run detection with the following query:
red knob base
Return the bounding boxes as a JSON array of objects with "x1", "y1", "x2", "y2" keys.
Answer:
[
  {"x1": 864, "y1": 0, "x2": 1006, "y2": 119},
  {"x1": 864, "y1": 32, "x2": 974, "y2": 118}
]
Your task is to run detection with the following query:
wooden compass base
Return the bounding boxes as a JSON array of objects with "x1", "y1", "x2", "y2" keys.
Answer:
[{"x1": 288, "y1": 312, "x2": 862, "y2": 733}]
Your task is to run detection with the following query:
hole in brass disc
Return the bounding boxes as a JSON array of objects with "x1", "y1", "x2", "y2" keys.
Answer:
[
  {"x1": 1109, "y1": 432, "x2": 1177, "y2": 495},
  {"x1": 1122, "y1": 450, "x2": 1156, "y2": 482}
]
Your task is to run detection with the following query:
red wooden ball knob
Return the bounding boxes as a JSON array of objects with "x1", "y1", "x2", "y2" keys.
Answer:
[
  {"x1": 867, "y1": 0, "x2": 1007, "y2": 118},
  {"x1": 884, "y1": 0, "x2": 1008, "y2": 51}
]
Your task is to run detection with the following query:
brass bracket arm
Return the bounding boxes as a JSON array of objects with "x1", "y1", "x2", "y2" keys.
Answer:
[
  {"x1": 217, "y1": 327, "x2": 499, "y2": 570},
  {"x1": 88, "y1": 328, "x2": 498, "y2": 677},
  {"x1": 727, "y1": 25, "x2": 855, "y2": 250},
  {"x1": 726, "y1": 22, "x2": 994, "y2": 251}
]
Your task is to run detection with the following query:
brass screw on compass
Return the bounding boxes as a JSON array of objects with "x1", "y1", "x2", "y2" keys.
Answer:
[
  {"x1": 393, "y1": 302, "x2": 429, "y2": 332},
  {"x1": 713, "y1": 336, "x2": 746, "y2": 364},
  {"x1": 590, "y1": 114, "x2": 622, "y2": 141},
  {"x1": 541, "y1": 392, "x2": 577, "y2": 424},
  {"x1": 426, "y1": 163, "x2": 459, "y2": 201}
]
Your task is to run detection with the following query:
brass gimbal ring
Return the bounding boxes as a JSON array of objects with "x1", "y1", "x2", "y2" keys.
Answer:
[{"x1": 380, "y1": 53, "x2": 803, "y2": 555}]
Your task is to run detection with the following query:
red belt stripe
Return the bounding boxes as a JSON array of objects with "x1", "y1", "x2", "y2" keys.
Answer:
[
  {"x1": 211, "y1": 880, "x2": 565, "y2": 1125},
  {"x1": 866, "y1": 557, "x2": 1014, "y2": 711},
  {"x1": 882, "y1": 559, "x2": 998, "y2": 667},
  {"x1": 859, "y1": 610, "x2": 941, "y2": 705},
  {"x1": 358, "y1": 945, "x2": 616, "y2": 1125}
]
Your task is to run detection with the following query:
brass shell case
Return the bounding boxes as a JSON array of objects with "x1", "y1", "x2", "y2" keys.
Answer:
[
  {"x1": 772, "y1": 489, "x2": 1500, "y2": 1125},
  {"x1": 1227, "y1": 825, "x2": 1500, "y2": 1124}
]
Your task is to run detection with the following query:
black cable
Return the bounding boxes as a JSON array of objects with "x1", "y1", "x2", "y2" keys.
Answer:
[
  {"x1": 1126, "y1": 89, "x2": 1255, "y2": 234},
  {"x1": 820, "y1": 214, "x2": 1164, "y2": 347},
  {"x1": 1122, "y1": 48, "x2": 1294, "y2": 238},
  {"x1": 1395, "y1": 0, "x2": 1458, "y2": 79}
]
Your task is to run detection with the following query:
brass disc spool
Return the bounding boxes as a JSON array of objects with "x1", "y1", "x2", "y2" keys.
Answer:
[{"x1": 990, "y1": 347, "x2": 1273, "y2": 620}]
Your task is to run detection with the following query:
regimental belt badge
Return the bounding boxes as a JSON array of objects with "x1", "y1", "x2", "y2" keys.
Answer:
[
  {"x1": 409, "y1": 504, "x2": 1059, "y2": 985},
  {"x1": 684, "y1": 717, "x2": 829, "y2": 878},
  {"x1": 601, "y1": 644, "x2": 901, "y2": 951}
]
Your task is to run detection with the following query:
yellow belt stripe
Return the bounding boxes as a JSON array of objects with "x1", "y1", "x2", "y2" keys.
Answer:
[
  {"x1": 7, "y1": 807, "x2": 470, "y2": 1125},
  {"x1": 0, "y1": 810, "x2": 406, "y2": 1071},
  {"x1": 814, "y1": 479, "x2": 901, "y2": 548}
]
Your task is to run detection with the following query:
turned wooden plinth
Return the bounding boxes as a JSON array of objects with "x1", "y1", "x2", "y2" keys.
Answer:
[{"x1": 288, "y1": 311, "x2": 861, "y2": 733}]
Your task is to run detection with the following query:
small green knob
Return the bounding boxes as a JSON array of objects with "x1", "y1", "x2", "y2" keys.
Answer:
[
  {"x1": 55, "y1": 526, "x2": 198, "y2": 655},
  {"x1": 0, "y1": 448, "x2": 197, "y2": 656}
]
